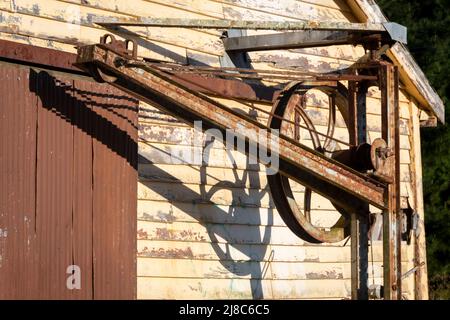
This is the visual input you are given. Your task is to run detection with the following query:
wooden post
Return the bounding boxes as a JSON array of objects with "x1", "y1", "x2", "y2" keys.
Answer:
[{"x1": 408, "y1": 99, "x2": 430, "y2": 299}]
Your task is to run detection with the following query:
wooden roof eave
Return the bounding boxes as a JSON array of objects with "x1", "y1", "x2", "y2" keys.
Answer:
[{"x1": 347, "y1": 0, "x2": 445, "y2": 124}]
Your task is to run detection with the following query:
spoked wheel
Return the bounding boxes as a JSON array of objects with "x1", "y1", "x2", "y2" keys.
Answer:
[{"x1": 267, "y1": 81, "x2": 353, "y2": 244}]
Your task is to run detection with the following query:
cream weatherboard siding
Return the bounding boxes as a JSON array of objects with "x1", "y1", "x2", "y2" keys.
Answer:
[{"x1": 0, "y1": 0, "x2": 423, "y2": 299}]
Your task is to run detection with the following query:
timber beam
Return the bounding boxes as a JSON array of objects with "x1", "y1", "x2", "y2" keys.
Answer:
[
  {"x1": 93, "y1": 17, "x2": 406, "y2": 44},
  {"x1": 93, "y1": 17, "x2": 387, "y2": 32},
  {"x1": 223, "y1": 30, "x2": 355, "y2": 52}
]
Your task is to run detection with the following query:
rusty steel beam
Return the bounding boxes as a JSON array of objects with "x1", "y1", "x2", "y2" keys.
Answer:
[
  {"x1": 0, "y1": 39, "x2": 82, "y2": 74},
  {"x1": 349, "y1": 80, "x2": 370, "y2": 300},
  {"x1": 76, "y1": 44, "x2": 387, "y2": 210},
  {"x1": 163, "y1": 72, "x2": 280, "y2": 104},
  {"x1": 380, "y1": 63, "x2": 402, "y2": 300}
]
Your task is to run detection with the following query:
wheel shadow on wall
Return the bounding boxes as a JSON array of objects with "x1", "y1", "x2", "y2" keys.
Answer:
[{"x1": 138, "y1": 141, "x2": 274, "y2": 299}]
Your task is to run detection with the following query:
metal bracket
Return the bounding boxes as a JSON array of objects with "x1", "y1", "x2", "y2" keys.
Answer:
[
  {"x1": 219, "y1": 29, "x2": 251, "y2": 68},
  {"x1": 99, "y1": 34, "x2": 137, "y2": 59},
  {"x1": 383, "y1": 22, "x2": 408, "y2": 44}
]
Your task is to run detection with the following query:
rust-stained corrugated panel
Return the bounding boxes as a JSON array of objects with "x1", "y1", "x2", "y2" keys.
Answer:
[
  {"x1": 0, "y1": 63, "x2": 38, "y2": 299},
  {"x1": 0, "y1": 61, "x2": 138, "y2": 299},
  {"x1": 34, "y1": 70, "x2": 75, "y2": 299},
  {"x1": 74, "y1": 79, "x2": 138, "y2": 300},
  {"x1": 71, "y1": 78, "x2": 95, "y2": 300}
]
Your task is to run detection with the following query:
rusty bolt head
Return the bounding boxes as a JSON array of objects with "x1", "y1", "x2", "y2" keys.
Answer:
[{"x1": 376, "y1": 147, "x2": 394, "y2": 160}]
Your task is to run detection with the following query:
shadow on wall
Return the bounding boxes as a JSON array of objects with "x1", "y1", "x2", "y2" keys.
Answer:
[
  {"x1": 128, "y1": 29, "x2": 275, "y2": 298},
  {"x1": 102, "y1": 26, "x2": 211, "y2": 66},
  {"x1": 138, "y1": 144, "x2": 274, "y2": 299},
  {"x1": 28, "y1": 69, "x2": 139, "y2": 169}
]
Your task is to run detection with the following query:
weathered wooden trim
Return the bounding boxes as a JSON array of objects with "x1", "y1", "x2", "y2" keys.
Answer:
[
  {"x1": 388, "y1": 44, "x2": 444, "y2": 124},
  {"x1": 347, "y1": 0, "x2": 445, "y2": 124},
  {"x1": 408, "y1": 98, "x2": 429, "y2": 300},
  {"x1": 93, "y1": 16, "x2": 388, "y2": 31},
  {"x1": 420, "y1": 116, "x2": 438, "y2": 128}
]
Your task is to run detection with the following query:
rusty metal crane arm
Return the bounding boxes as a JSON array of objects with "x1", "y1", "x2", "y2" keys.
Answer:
[{"x1": 75, "y1": 44, "x2": 387, "y2": 212}]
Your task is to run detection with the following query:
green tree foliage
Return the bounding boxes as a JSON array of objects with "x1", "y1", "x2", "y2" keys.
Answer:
[{"x1": 378, "y1": 0, "x2": 450, "y2": 299}]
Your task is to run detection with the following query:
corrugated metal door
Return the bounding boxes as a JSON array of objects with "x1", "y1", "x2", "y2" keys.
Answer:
[{"x1": 0, "y1": 62, "x2": 137, "y2": 299}]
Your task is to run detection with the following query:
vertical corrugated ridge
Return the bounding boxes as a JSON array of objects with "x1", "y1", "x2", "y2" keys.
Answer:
[
  {"x1": 81, "y1": 80, "x2": 138, "y2": 299},
  {"x1": 0, "y1": 64, "x2": 39, "y2": 298}
]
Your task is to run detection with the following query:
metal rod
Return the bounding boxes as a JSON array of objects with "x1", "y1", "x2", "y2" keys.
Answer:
[
  {"x1": 350, "y1": 79, "x2": 370, "y2": 300},
  {"x1": 357, "y1": 81, "x2": 369, "y2": 301},
  {"x1": 131, "y1": 58, "x2": 355, "y2": 147},
  {"x1": 145, "y1": 61, "x2": 319, "y2": 76},
  {"x1": 323, "y1": 95, "x2": 336, "y2": 150},
  {"x1": 358, "y1": 214, "x2": 369, "y2": 299},
  {"x1": 402, "y1": 262, "x2": 426, "y2": 280},
  {"x1": 238, "y1": 99, "x2": 353, "y2": 147},
  {"x1": 381, "y1": 63, "x2": 402, "y2": 300},
  {"x1": 351, "y1": 212, "x2": 359, "y2": 300},
  {"x1": 161, "y1": 69, "x2": 316, "y2": 82},
  {"x1": 348, "y1": 80, "x2": 358, "y2": 146},
  {"x1": 142, "y1": 62, "x2": 378, "y2": 82},
  {"x1": 294, "y1": 104, "x2": 323, "y2": 149}
]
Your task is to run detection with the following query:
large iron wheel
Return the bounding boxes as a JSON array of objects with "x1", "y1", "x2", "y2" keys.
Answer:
[{"x1": 267, "y1": 81, "x2": 353, "y2": 244}]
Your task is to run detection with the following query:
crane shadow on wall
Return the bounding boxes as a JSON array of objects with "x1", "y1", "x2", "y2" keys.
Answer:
[
  {"x1": 138, "y1": 139, "x2": 275, "y2": 299},
  {"x1": 101, "y1": 26, "x2": 212, "y2": 66},
  {"x1": 28, "y1": 69, "x2": 139, "y2": 169}
]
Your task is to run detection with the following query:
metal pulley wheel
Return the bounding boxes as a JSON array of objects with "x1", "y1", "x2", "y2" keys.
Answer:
[{"x1": 267, "y1": 81, "x2": 353, "y2": 244}]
